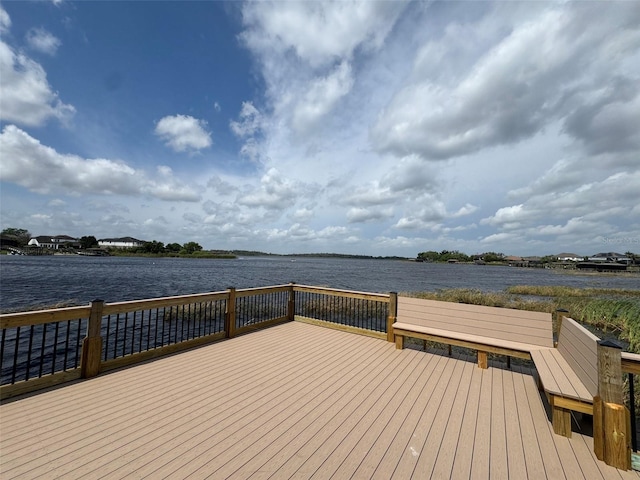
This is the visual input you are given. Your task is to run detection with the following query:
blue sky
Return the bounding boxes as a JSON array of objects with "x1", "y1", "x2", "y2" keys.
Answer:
[{"x1": 1, "y1": 1, "x2": 639, "y2": 257}]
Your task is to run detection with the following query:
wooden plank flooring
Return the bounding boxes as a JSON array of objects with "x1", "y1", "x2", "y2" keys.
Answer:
[{"x1": 0, "y1": 321, "x2": 637, "y2": 479}]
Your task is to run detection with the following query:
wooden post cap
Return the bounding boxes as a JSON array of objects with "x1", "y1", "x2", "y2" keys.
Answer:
[{"x1": 598, "y1": 339, "x2": 623, "y2": 349}]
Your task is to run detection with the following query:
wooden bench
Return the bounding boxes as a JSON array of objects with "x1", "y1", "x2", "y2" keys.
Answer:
[
  {"x1": 393, "y1": 296, "x2": 554, "y2": 368},
  {"x1": 530, "y1": 316, "x2": 599, "y2": 437}
]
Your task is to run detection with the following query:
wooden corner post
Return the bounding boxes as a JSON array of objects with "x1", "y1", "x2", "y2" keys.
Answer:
[
  {"x1": 387, "y1": 292, "x2": 397, "y2": 343},
  {"x1": 288, "y1": 283, "x2": 295, "y2": 322},
  {"x1": 225, "y1": 287, "x2": 236, "y2": 339},
  {"x1": 594, "y1": 340, "x2": 631, "y2": 470},
  {"x1": 81, "y1": 299, "x2": 104, "y2": 378}
]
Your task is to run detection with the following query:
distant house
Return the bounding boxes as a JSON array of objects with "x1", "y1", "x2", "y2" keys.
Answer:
[
  {"x1": 588, "y1": 252, "x2": 630, "y2": 263},
  {"x1": 556, "y1": 253, "x2": 583, "y2": 262},
  {"x1": 98, "y1": 237, "x2": 145, "y2": 249},
  {"x1": 28, "y1": 235, "x2": 78, "y2": 249},
  {"x1": 504, "y1": 255, "x2": 523, "y2": 262}
]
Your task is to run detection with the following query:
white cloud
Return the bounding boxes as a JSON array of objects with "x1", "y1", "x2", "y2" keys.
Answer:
[
  {"x1": 371, "y1": 2, "x2": 640, "y2": 161},
  {"x1": 452, "y1": 204, "x2": 479, "y2": 218},
  {"x1": 0, "y1": 5, "x2": 11, "y2": 35},
  {"x1": 237, "y1": 168, "x2": 299, "y2": 210},
  {"x1": 347, "y1": 207, "x2": 393, "y2": 224},
  {"x1": 230, "y1": 102, "x2": 263, "y2": 138},
  {"x1": 292, "y1": 61, "x2": 354, "y2": 135},
  {"x1": 240, "y1": 1, "x2": 409, "y2": 68},
  {"x1": 154, "y1": 115, "x2": 212, "y2": 153},
  {"x1": 0, "y1": 125, "x2": 200, "y2": 202},
  {"x1": 26, "y1": 28, "x2": 61, "y2": 55},
  {"x1": 0, "y1": 40, "x2": 75, "y2": 127}
]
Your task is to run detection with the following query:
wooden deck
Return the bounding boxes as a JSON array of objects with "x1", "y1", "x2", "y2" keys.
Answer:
[{"x1": 0, "y1": 321, "x2": 637, "y2": 479}]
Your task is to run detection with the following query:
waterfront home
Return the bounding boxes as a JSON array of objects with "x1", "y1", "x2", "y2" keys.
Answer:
[
  {"x1": 556, "y1": 253, "x2": 584, "y2": 262},
  {"x1": 97, "y1": 236, "x2": 145, "y2": 248},
  {"x1": 27, "y1": 235, "x2": 78, "y2": 249}
]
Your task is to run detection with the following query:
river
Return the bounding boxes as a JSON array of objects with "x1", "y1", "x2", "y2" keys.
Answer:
[{"x1": 1, "y1": 255, "x2": 638, "y2": 311}]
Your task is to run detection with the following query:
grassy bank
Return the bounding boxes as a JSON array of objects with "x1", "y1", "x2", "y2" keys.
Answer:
[{"x1": 408, "y1": 286, "x2": 640, "y2": 353}]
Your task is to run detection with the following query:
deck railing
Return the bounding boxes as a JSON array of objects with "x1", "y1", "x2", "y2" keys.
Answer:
[
  {"x1": 0, "y1": 284, "x2": 392, "y2": 399},
  {"x1": 292, "y1": 285, "x2": 393, "y2": 340}
]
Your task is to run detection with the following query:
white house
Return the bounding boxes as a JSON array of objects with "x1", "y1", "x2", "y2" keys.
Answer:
[
  {"x1": 28, "y1": 235, "x2": 78, "y2": 249},
  {"x1": 556, "y1": 253, "x2": 584, "y2": 262},
  {"x1": 98, "y1": 237, "x2": 145, "y2": 248}
]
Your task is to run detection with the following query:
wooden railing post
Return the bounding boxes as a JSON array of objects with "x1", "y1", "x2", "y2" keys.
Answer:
[
  {"x1": 225, "y1": 287, "x2": 236, "y2": 338},
  {"x1": 594, "y1": 339, "x2": 631, "y2": 470},
  {"x1": 288, "y1": 283, "x2": 295, "y2": 322},
  {"x1": 387, "y1": 292, "x2": 397, "y2": 343},
  {"x1": 81, "y1": 299, "x2": 104, "y2": 378}
]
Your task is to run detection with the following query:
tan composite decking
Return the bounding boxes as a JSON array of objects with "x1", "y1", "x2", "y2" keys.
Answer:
[{"x1": 1, "y1": 321, "x2": 637, "y2": 479}]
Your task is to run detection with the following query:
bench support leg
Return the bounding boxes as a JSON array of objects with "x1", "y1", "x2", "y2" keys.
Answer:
[
  {"x1": 395, "y1": 335, "x2": 404, "y2": 350},
  {"x1": 552, "y1": 400, "x2": 572, "y2": 437},
  {"x1": 478, "y1": 351, "x2": 488, "y2": 369}
]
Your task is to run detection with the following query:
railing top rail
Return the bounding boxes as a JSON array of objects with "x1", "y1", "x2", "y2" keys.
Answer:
[
  {"x1": 0, "y1": 305, "x2": 92, "y2": 329},
  {"x1": 293, "y1": 284, "x2": 390, "y2": 302},
  {"x1": 102, "y1": 291, "x2": 229, "y2": 315},
  {"x1": 235, "y1": 285, "x2": 291, "y2": 298},
  {"x1": 621, "y1": 351, "x2": 640, "y2": 375}
]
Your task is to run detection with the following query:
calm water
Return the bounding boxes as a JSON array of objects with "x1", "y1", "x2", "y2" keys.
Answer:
[{"x1": 1, "y1": 255, "x2": 638, "y2": 311}]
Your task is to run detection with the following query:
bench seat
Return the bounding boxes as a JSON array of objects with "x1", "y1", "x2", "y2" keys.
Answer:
[
  {"x1": 393, "y1": 322, "x2": 550, "y2": 361},
  {"x1": 530, "y1": 348, "x2": 593, "y2": 414}
]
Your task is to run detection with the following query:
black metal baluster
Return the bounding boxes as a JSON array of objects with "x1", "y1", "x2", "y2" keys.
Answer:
[
  {"x1": 75, "y1": 319, "x2": 82, "y2": 367},
  {"x1": 25, "y1": 325, "x2": 35, "y2": 381},
  {"x1": 38, "y1": 323, "x2": 47, "y2": 377},
  {"x1": 114, "y1": 313, "x2": 121, "y2": 359},
  {"x1": 131, "y1": 311, "x2": 137, "y2": 355},
  {"x1": 630, "y1": 373, "x2": 637, "y2": 452},
  {"x1": 51, "y1": 322, "x2": 59, "y2": 375},
  {"x1": 104, "y1": 314, "x2": 111, "y2": 361},
  {"x1": 0, "y1": 327, "x2": 6, "y2": 378},
  {"x1": 140, "y1": 310, "x2": 145, "y2": 352},
  {"x1": 62, "y1": 320, "x2": 71, "y2": 371},
  {"x1": 161, "y1": 307, "x2": 166, "y2": 346},
  {"x1": 123, "y1": 312, "x2": 129, "y2": 357},
  {"x1": 154, "y1": 308, "x2": 160, "y2": 349},
  {"x1": 11, "y1": 327, "x2": 21, "y2": 384}
]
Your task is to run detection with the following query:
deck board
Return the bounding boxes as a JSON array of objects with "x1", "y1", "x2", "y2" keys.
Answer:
[{"x1": 1, "y1": 321, "x2": 637, "y2": 480}]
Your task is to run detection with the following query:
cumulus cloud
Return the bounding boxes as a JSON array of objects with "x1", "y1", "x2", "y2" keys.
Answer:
[
  {"x1": 26, "y1": 27, "x2": 61, "y2": 55},
  {"x1": 230, "y1": 102, "x2": 265, "y2": 162},
  {"x1": 240, "y1": 0, "x2": 409, "y2": 69},
  {"x1": 371, "y1": 2, "x2": 640, "y2": 161},
  {"x1": 0, "y1": 37, "x2": 75, "y2": 126},
  {"x1": 0, "y1": 125, "x2": 200, "y2": 201},
  {"x1": 238, "y1": 168, "x2": 299, "y2": 210},
  {"x1": 482, "y1": 171, "x2": 640, "y2": 247},
  {"x1": 347, "y1": 207, "x2": 393, "y2": 224},
  {"x1": 292, "y1": 61, "x2": 354, "y2": 134},
  {"x1": 155, "y1": 115, "x2": 212, "y2": 153}
]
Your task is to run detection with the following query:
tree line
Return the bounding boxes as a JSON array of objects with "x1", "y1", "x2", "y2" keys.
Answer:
[{"x1": 1, "y1": 228, "x2": 209, "y2": 256}]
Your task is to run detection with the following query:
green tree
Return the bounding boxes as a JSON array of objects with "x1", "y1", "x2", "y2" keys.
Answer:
[
  {"x1": 79, "y1": 236, "x2": 99, "y2": 249},
  {"x1": 481, "y1": 252, "x2": 504, "y2": 263},
  {"x1": 166, "y1": 243, "x2": 182, "y2": 253},
  {"x1": 182, "y1": 242, "x2": 203, "y2": 254},
  {"x1": 1, "y1": 228, "x2": 31, "y2": 246},
  {"x1": 141, "y1": 240, "x2": 165, "y2": 254},
  {"x1": 417, "y1": 251, "x2": 440, "y2": 262}
]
